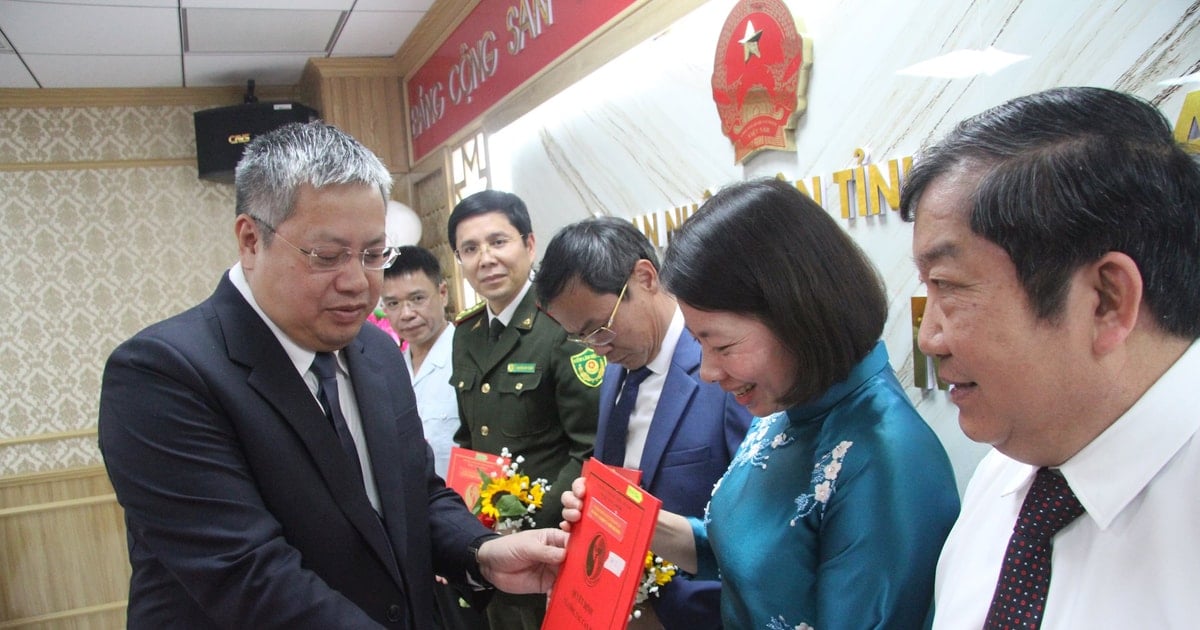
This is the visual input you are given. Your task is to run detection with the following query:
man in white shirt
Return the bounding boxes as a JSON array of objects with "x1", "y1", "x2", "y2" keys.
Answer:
[
  {"x1": 902, "y1": 86, "x2": 1200, "y2": 627},
  {"x1": 383, "y1": 245, "x2": 459, "y2": 479},
  {"x1": 383, "y1": 245, "x2": 489, "y2": 630}
]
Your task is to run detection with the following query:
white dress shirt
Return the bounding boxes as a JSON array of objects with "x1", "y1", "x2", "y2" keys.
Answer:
[
  {"x1": 618, "y1": 306, "x2": 684, "y2": 469},
  {"x1": 487, "y1": 279, "x2": 532, "y2": 328},
  {"x1": 403, "y1": 323, "x2": 458, "y2": 478},
  {"x1": 933, "y1": 338, "x2": 1200, "y2": 629},
  {"x1": 229, "y1": 263, "x2": 381, "y2": 512}
]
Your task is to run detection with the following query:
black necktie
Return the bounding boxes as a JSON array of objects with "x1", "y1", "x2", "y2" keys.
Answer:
[
  {"x1": 603, "y1": 367, "x2": 652, "y2": 467},
  {"x1": 984, "y1": 467, "x2": 1085, "y2": 629},
  {"x1": 311, "y1": 352, "x2": 363, "y2": 472},
  {"x1": 489, "y1": 318, "x2": 506, "y2": 343}
]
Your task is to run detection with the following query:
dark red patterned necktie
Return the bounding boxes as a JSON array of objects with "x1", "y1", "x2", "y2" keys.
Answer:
[{"x1": 984, "y1": 467, "x2": 1085, "y2": 629}]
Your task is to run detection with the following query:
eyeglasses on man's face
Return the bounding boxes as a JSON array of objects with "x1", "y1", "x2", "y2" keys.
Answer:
[
  {"x1": 382, "y1": 293, "x2": 431, "y2": 312},
  {"x1": 567, "y1": 282, "x2": 628, "y2": 347},
  {"x1": 454, "y1": 233, "x2": 524, "y2": 263},
  {"x1": 254, "y1": 218, "x2": 398, "y2": 272}
]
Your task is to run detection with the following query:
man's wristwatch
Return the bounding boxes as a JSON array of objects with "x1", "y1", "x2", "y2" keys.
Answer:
[
  {"x1": 468, "y1": 533, "x2": 501, "y2": 560},
  {"x1": 467, "y1": 533, "x2": 503, "y2": 589}
]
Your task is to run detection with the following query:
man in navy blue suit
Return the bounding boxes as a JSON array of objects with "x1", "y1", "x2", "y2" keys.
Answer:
[
  {"x1": 536, "y1": 217, "x2": 751, "y2": 629},
  {"x1": 98, "y1": 122, "x2": 565, "y2": 629}
]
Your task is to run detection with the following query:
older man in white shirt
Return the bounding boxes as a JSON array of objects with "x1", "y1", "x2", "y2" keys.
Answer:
[{"x1": 903, "y1": 86, "x2": 1200, "y2": 628}]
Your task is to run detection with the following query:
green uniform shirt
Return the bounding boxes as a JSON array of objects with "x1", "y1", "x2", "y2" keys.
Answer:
[{"x1": 451, "y1": 287, "x2": 604, "y2": 529}]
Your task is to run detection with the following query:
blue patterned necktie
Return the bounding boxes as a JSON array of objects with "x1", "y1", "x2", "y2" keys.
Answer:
[
  {"x1": 984, "y1": 467, "x2": 1085, "y2": 629},
  {"x1": 602, "y1": 367, "x2": 652, "y2": 467}
]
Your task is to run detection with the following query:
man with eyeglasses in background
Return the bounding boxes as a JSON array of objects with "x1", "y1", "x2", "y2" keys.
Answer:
[
  {"x1": 536, "y1": 216, "x2": 751, "y2": 630},
  {"x1": 447, "y1": 190, "x2": 603, "y2": 630},
  {"x1": 98, "y1": 123, "x2": 568, "y2": 629},
  {"x1": 382, "y1": 244, "x2": 490, "y2": 630},
  {"x1": 382, "y1": 245, "x2": 459, "y2": 479}
]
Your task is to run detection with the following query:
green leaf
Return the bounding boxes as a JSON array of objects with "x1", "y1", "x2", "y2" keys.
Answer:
[{"x1": 495, "y1": 493, "x2": 526, "y2": 518}]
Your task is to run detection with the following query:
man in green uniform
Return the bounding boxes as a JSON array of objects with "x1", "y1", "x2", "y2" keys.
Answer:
[{"x1": 447, "y1": 190, "x2": 603, "y2": 630}]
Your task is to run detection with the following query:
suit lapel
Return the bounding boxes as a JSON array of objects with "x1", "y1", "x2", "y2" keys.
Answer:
[
  {"x1": 344, "y1": 337, "x2": 407, "y2": 582},
  {"x1": 214, "y1": 277, "x2": 402, "y2": 586},
  {"x1": 639, "y1": 334, "x2": 701, "y2": 489}
]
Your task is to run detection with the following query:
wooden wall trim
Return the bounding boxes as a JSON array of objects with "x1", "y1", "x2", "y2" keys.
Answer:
[
  {"x1": 303, "y1": 57, "x2": 402, "y2": 78},
  {"x1": 0, "y1": 464, "x2": 107, "y2": 489},
  {"x1": 0, "y1": 85, "x2": 301, "y2": 109},
  {"x1": 0, "y1": 428, "x2": 98, "y2": 448},
  {"x1": 0, "y1": 158, "x2": 195, "y2": 172},
  {"x1": 0, "y1": 600, "x2": 126, "y2": 629},
  {"x1": 0, "y1": 493, "x2": 117, "y2": 518}
]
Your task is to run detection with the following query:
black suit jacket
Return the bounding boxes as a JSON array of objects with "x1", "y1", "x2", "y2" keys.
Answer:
[{"x1": 99, "y1": 274, "x2": 492, "y2": 629}]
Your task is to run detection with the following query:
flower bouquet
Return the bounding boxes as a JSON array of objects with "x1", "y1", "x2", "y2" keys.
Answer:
[
  {"x1": 471, "y1": 448, "x2": 550, "y2": 532},
  {"x1": 631, "y1": 550, "x2": 678, "y2": 620}
]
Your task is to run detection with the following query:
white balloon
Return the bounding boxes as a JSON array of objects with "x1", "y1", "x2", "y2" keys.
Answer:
[{"x1": 386, "y1": 200, "x2": 422, "y2": 246}]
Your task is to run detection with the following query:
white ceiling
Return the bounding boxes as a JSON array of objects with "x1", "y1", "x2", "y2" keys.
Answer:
[{"x1": 0, "y1": 0, "x2": 434, "y2": 89}]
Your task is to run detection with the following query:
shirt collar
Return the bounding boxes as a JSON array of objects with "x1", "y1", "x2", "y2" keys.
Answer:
[
  {"x1": 489, "y1": 279, "x2": 532, "y2": 327},
  {"x1": 644, "y1": 306, "x2": 685, "y2": 377},
  {"x1": 1055, "y1": 338, "x2": 1200, "y2": 529},
  {"x1": 228, "y1": 262, "x2": 342, "y2": 377}
]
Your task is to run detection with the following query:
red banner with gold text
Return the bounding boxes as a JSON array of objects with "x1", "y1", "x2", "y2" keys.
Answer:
[{"x1": 406, "y1": 0, "x2": 637, "y2": 163}]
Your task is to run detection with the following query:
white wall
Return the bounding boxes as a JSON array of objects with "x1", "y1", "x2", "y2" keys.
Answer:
[{"x1": 488, "y1": 0, "x2": 1200, "y2": 493}]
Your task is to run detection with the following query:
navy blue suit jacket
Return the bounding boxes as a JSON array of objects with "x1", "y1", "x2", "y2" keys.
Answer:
[
  {"x1": 595, "y1": 330, "x2": 751, "y2": 630},
  {"x1": 99, "y1": 274, "x2": 492, "y2": 629}
]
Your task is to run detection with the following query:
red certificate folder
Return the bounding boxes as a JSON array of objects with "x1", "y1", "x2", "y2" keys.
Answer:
[
  {"x1": 542, "y1": 458, "x2": 662, "y2": 630},
  {"x1": 444, "y1": 446, "x2": 509, "y2": 507}
]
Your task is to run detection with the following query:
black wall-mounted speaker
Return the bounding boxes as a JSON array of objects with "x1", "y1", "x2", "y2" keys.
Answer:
[{"x1": 193, "y1": 102, "x2": 319, "y2": 184}]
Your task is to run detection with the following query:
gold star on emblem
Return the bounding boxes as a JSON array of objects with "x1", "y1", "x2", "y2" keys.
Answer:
[{"x1": 739, "y1": 19, "x2": 763, "y2": 63}]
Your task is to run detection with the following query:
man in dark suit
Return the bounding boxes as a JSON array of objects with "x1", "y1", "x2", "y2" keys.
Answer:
[
  {"x1": 536, "y1": 217, "x2": 752, "y2": 630},
  {"x1": 98, "y1": 122, "x2": 565, "y2": 629}
]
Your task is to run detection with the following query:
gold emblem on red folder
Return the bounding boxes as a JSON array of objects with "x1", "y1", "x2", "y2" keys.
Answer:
[{"x1": 712, "y1": 0, "x2": 813, "y2": 164}]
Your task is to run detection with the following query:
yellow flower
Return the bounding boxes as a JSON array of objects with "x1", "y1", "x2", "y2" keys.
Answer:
[
  {"x1": 527, "y1": 481, "x2": 546, "y2": 507},
  {"x1": 471, "y1": 449, "x2": 551, "y2": 531},
  {"x1": 636, "y1": 550, "x2": 677, "y2": 604}
]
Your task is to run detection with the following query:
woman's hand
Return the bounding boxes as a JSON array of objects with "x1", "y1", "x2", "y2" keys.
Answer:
[{"x1": 559, "y1": 476, "x2": 586, "y2": 532}]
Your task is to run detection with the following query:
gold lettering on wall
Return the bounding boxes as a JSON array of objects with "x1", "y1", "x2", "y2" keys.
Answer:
[
  {"x1": 630, "y1": 153, "x2": 913, "y2": 245},
  {"x1": 506, "y1": 0, "x2": 555, "y2": 55},
  {"x1": 1176, "y1": 89, "x2": 1200, "y2": 154}
]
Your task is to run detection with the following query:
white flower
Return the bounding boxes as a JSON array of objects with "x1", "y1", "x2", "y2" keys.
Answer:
[
  {"x1": 771, "y1": 433, "x2": 789, "y2": 448},
  {"x1": 824, "y1": 460, "x2": 842, "y2": 479},
  {"x1": 814, "y1": 481, "x2": 831, "y2": 503}
]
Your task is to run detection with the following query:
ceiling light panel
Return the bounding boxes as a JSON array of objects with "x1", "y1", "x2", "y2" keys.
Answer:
[
  {"x1": 182, "y1": 0, "x2": 353, "y2": 9},
  {"x1": 332, "y1": 10, "x2": 422, "y2": 56},
  {"x1": 24, "y1": 53, "x2": 181, "y2": 88},
  {"x1": 0, "y1": 0, "x2": 179, "y2": 55},
  {"x1": 0, "y1": 53, "x2": 37, "y2": 88},
  {"x1": 185, "y1": 8, "x2": 345, "y2": 54},
  {"x1": 184, "y1": 52, "x2": 314, "y2": 86}
]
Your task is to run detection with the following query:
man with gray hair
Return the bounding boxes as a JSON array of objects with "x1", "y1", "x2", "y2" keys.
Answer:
[{"x1": 99, "y1": 122, "x2": 566, "y2": 628}]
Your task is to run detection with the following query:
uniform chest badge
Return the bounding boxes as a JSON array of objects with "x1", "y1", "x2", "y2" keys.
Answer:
[{"x1": 570, "y1": 348, "x2": 606, "y2": 388}]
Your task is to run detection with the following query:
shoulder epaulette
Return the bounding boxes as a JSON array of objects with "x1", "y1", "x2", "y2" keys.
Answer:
[{"x1": 454, "y1": 300, "x2": 487, "y2": 324}]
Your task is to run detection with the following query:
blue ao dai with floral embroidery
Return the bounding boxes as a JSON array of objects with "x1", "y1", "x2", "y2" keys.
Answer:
[{"x1": 687, "y1": 342, "x2": 960, "y2": 629}]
